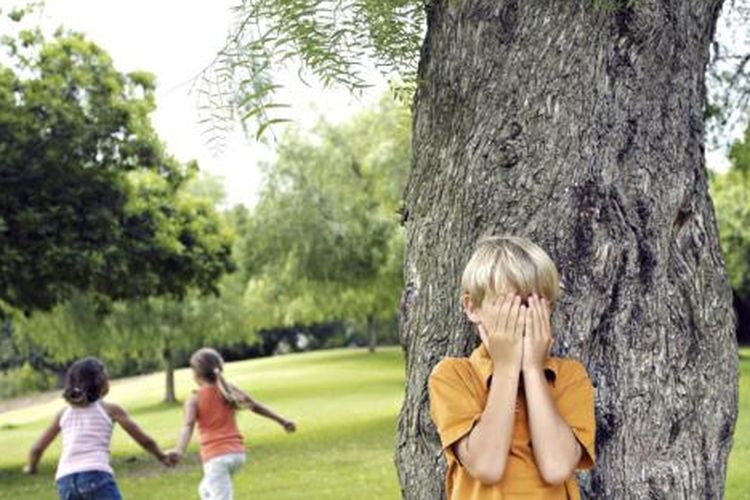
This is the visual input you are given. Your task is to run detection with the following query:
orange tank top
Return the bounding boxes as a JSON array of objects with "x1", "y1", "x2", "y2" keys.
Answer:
[{"x1": 196, "y1": 385, "x2": 245, "y2": 462}]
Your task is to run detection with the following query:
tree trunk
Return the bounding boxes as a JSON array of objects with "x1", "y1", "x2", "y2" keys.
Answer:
[
  {"x1": 733, "y1": 290, "x2": 750, "y2": 345},
  {"x1": 163, "y1": 343, "x2": 176, "y2": 404},
  {"x1": 396, "y1": 1, "x2": 738, "y2": 499},
  {"x1": 368, "y1": 314, "x2": 378, "y2": 353}
]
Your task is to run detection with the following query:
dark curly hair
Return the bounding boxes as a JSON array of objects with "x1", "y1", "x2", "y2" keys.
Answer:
[{"x1": 62, "y1": 357, "x2": 108, "y2": 406}]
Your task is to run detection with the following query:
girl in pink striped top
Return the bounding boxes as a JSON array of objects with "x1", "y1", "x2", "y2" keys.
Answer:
[{"x1": 24, "y1": 357, "x2": 173, "y2": 499}]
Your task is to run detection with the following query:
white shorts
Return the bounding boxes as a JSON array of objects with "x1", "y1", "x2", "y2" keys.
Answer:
[{"x1": 199, "y1": 452, "x2": 246, "y2": 500}]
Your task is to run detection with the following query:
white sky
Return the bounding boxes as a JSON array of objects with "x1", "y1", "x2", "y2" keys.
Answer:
[
  {"x1": 0, "y1": 0, "x2": 735, "y2": 206},
  {"x1": 14, "y1": 0, "x2": 386, "y2": 207}
]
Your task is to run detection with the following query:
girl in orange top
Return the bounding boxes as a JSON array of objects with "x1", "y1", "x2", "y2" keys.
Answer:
[{"x1": 168, "y1": 348, "x2": 296, "y2": 500}]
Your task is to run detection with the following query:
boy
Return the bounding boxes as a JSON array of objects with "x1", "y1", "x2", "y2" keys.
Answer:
[{"x1": 429, "y1": 236, "x2": 595, "y2": 499}]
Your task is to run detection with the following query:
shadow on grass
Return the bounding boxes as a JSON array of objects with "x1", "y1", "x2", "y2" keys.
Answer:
[
  {"x1": 126, "y1": 400, "x2": 183, "y2": 419},
  {"x1": 127, "y1": 412, "x2": 399, "y2": 478}
]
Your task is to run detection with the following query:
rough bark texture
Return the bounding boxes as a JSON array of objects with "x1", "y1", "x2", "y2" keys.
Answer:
[{"x1": 395, "y1": 1, "x2": 738, "y2": 499}]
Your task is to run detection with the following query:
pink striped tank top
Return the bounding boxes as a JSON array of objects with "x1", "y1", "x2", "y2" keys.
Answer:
[{"x1": 55, "y1": 400, "x2": 114, "y2": 480}]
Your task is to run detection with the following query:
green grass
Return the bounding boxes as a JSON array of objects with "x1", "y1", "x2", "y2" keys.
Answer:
[
  {"x1": 0, "y1": 346, "x2": 747, "y2": 499},
  {"x1": 727, "y1": 347, "x2": 750, "y2": 500},
  {"x1": 0, "y1": 348, "x2": 405, "y2": 499}
]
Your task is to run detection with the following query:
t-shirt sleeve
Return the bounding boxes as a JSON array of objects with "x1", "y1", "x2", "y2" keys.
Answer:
[
  {"x1": 428, "y1": 359, "x2": 484, "y2": 453},
  {"x1": 555, "y1": 360, "x2": 596, "y2": 470}
]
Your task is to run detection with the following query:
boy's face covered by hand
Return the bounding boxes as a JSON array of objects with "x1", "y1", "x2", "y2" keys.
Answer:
[
  {"x1": 463, "y1": 291, "x2": 525, "y2": 369},
  {"x1": 463, "y1": 290, "x2": 553, "y2": 371},
  {"x1": 521, "y1": 294, "x2": 554, "y2": 372}
]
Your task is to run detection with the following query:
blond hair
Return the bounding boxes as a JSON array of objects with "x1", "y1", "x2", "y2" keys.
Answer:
[
  {"x1": 461, "y1": 235, "x2": 561, "y2": 306},
  {"x1": 189, "y1": 347, "x2": 241, "y2": 409}
]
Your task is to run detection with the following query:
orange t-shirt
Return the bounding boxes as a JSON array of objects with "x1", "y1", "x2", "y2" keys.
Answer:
[
  {"x1": 196, "y1": 385, "x2": 245, "y2": 462},
  {"x1": 429, "y1": 344, "x2": 596, "y2": 500}
]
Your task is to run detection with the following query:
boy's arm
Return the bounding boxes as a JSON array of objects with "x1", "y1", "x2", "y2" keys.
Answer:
[
  {"x1": 102, "y1": 402, "x2": 169, "y2": 464},
  {"x1": 24, "y1": 409, "x2": 63, "y2": 474},
  {"x1": 453, "y1": 363, "x2": 520, "y2": 485},
  {"x1": 523, "y1": 369, "x2": 582, "y2": 484},
  {"x1": 523, "y1": 295, "x2": 582, "y2": 485},
  {"x1": 172, "y1": 395, "x2": 198, "y2": 456},
  {"x1": 453, "y1": 294, "x2": 525, "y2": 485},
  {"x1": 232, "y1": 386, "x2": 296, "y2": 432}
]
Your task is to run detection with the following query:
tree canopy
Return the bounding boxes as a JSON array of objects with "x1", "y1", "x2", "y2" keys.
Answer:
[
  {"x1": 0, "y1": 16, "x2": 234, "y2": 315},
  {"x1": 240, "y1": 98, "x2": 409, "y2": 333}
]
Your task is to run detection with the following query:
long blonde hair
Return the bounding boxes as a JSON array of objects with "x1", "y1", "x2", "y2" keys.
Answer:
[{"x1": 189, "y1": 347, "x2": 240, "y2": 409}]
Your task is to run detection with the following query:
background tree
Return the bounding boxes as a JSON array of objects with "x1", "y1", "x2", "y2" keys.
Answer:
[
  {"x1": 0, "y1": 16, "x2": 232, "y2": 316},
  {"x1": 13, "y1": 176, "x2": 240, "y2": 402},
  {"x1": 209, "y1": 1, "x2": 742, "y2": 498},
  {"x1": 241, "y1": 99, "x2": 409, "y2": 351},
  {"x1": 711, "y1": 123, "x2": 750, "y2": 345}
]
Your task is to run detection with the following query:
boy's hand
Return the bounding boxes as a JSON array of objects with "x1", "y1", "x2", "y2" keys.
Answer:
[
  {"x1": 282, "y1": 419, "x2": 296, "y2": 433},
  {"x1": 522, "y1": 294, "x2": 553, "y2": 372},
  {"x1": 479, "y1": 293, "x2": 525, "y2": 371}
]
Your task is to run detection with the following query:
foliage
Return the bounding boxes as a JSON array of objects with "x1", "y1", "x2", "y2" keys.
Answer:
[
  {"x1": 200, "y1": 0, "x2": 750, "y2": 146},
  {"x1": 710, "y1": 123, "x2": 750, "y2": 296},
  {"x1": 197, "y1": 0, "x2": 423, "y2": 141},
  {"x1": 0, "y1": 362, "x2": 57, "y2": 399},
  {"x1": 707, "y1": 1, "x2": 750, "y2": 147},
  {"x1": 239, "y1": 98, "x2": 409, "y2": 332},
  {"x1": 0, "y1": 16, "x2": 232, "y2": 315},
  {"x1": 2, "y1": 167, "x2": 238, "y2": 399}
]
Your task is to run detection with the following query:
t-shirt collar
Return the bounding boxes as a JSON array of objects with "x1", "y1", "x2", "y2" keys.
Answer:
[{"x1": 469, "y1": 343, "x2": 558, "y2": 385}]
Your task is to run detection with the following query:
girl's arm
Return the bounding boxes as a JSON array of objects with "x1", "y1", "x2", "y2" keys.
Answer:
[
  {"x1": 232, "y1": 386, "x2": 296, "y2": 432},
  {"x1": 24, "y1": 409, "x2": 63, "y2": 474},
  {"x1": 522, "y1": 296, "x2": 582, "y2": 485},
  {"x1": 169, "y1": 395, "x2": 198, "y2": 460},
  {"x1": 102, "y1": 402, "x2": 170, "y2": 465}
]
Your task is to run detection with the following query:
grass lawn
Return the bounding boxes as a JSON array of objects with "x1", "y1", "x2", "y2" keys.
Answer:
[
  {"x1": 726, "y1": 347, "x2": 750, "y2": 500},
  {"x1": 0, "y1": 348, "x2": 405, "y2": 499},
  {"x1": 0, "y1": 346, "x2": 747, "y2": 499}
]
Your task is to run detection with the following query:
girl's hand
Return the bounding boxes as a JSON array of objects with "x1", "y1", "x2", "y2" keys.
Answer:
[
  {"x1": 164, "y1": 450, "x2": 181, "y2": 466},
  {"x1": 479, "y1": 294, "x2": 525, "y2": 371},
  {"x1": 522, "y1": 294, "x2": 553, "y2": 372},
  {"x1": 282, "y1": 419, "x2": 296, "y2": 433}
]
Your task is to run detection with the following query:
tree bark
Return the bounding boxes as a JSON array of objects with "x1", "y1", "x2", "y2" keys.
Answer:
[
  {"x1": 368, "y1": 314, "x2": 378, "y2": 353},
  {"x1": 163, "y1": 342, "x2": 176, "y2": 404},
  {"x1": 396, "y1": 1, "x2": 738, "y2": 499}
]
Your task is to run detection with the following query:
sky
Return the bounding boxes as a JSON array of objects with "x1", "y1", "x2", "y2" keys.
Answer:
[
  {"x1": 17, "y1": 0, "x2": 386, "y2": 207},
  {"x1": 0, "y1": 0, "x2": 736, "y2": 207}
]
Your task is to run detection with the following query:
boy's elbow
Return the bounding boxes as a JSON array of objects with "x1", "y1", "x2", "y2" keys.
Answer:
[
  {"x1": 539, "y1": 464, "x2": 573, "y2": 486},
  {"x1": 469, "y1": 460, "x2": 507, "y2": 485},
  {"x1": 475, "y1": 469, "x2": 505, "y2": 485}
]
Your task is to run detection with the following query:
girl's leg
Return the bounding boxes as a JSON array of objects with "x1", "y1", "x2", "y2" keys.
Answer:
[
  {"x1": 56, "y1": 475, "x2": 76, "y2": 500},
  {"x1": 75, "y1": 471, "x2": 122, "y2": 500},
  {"x1": 227, "y1": 453, "x2": 246, "y2": 475},
  {"x1": 199, "y1": 455, "x2": 235, "y2": 500},
  {"x1": 57, "y1": 472, "x2": 121, "y2": 500}
]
